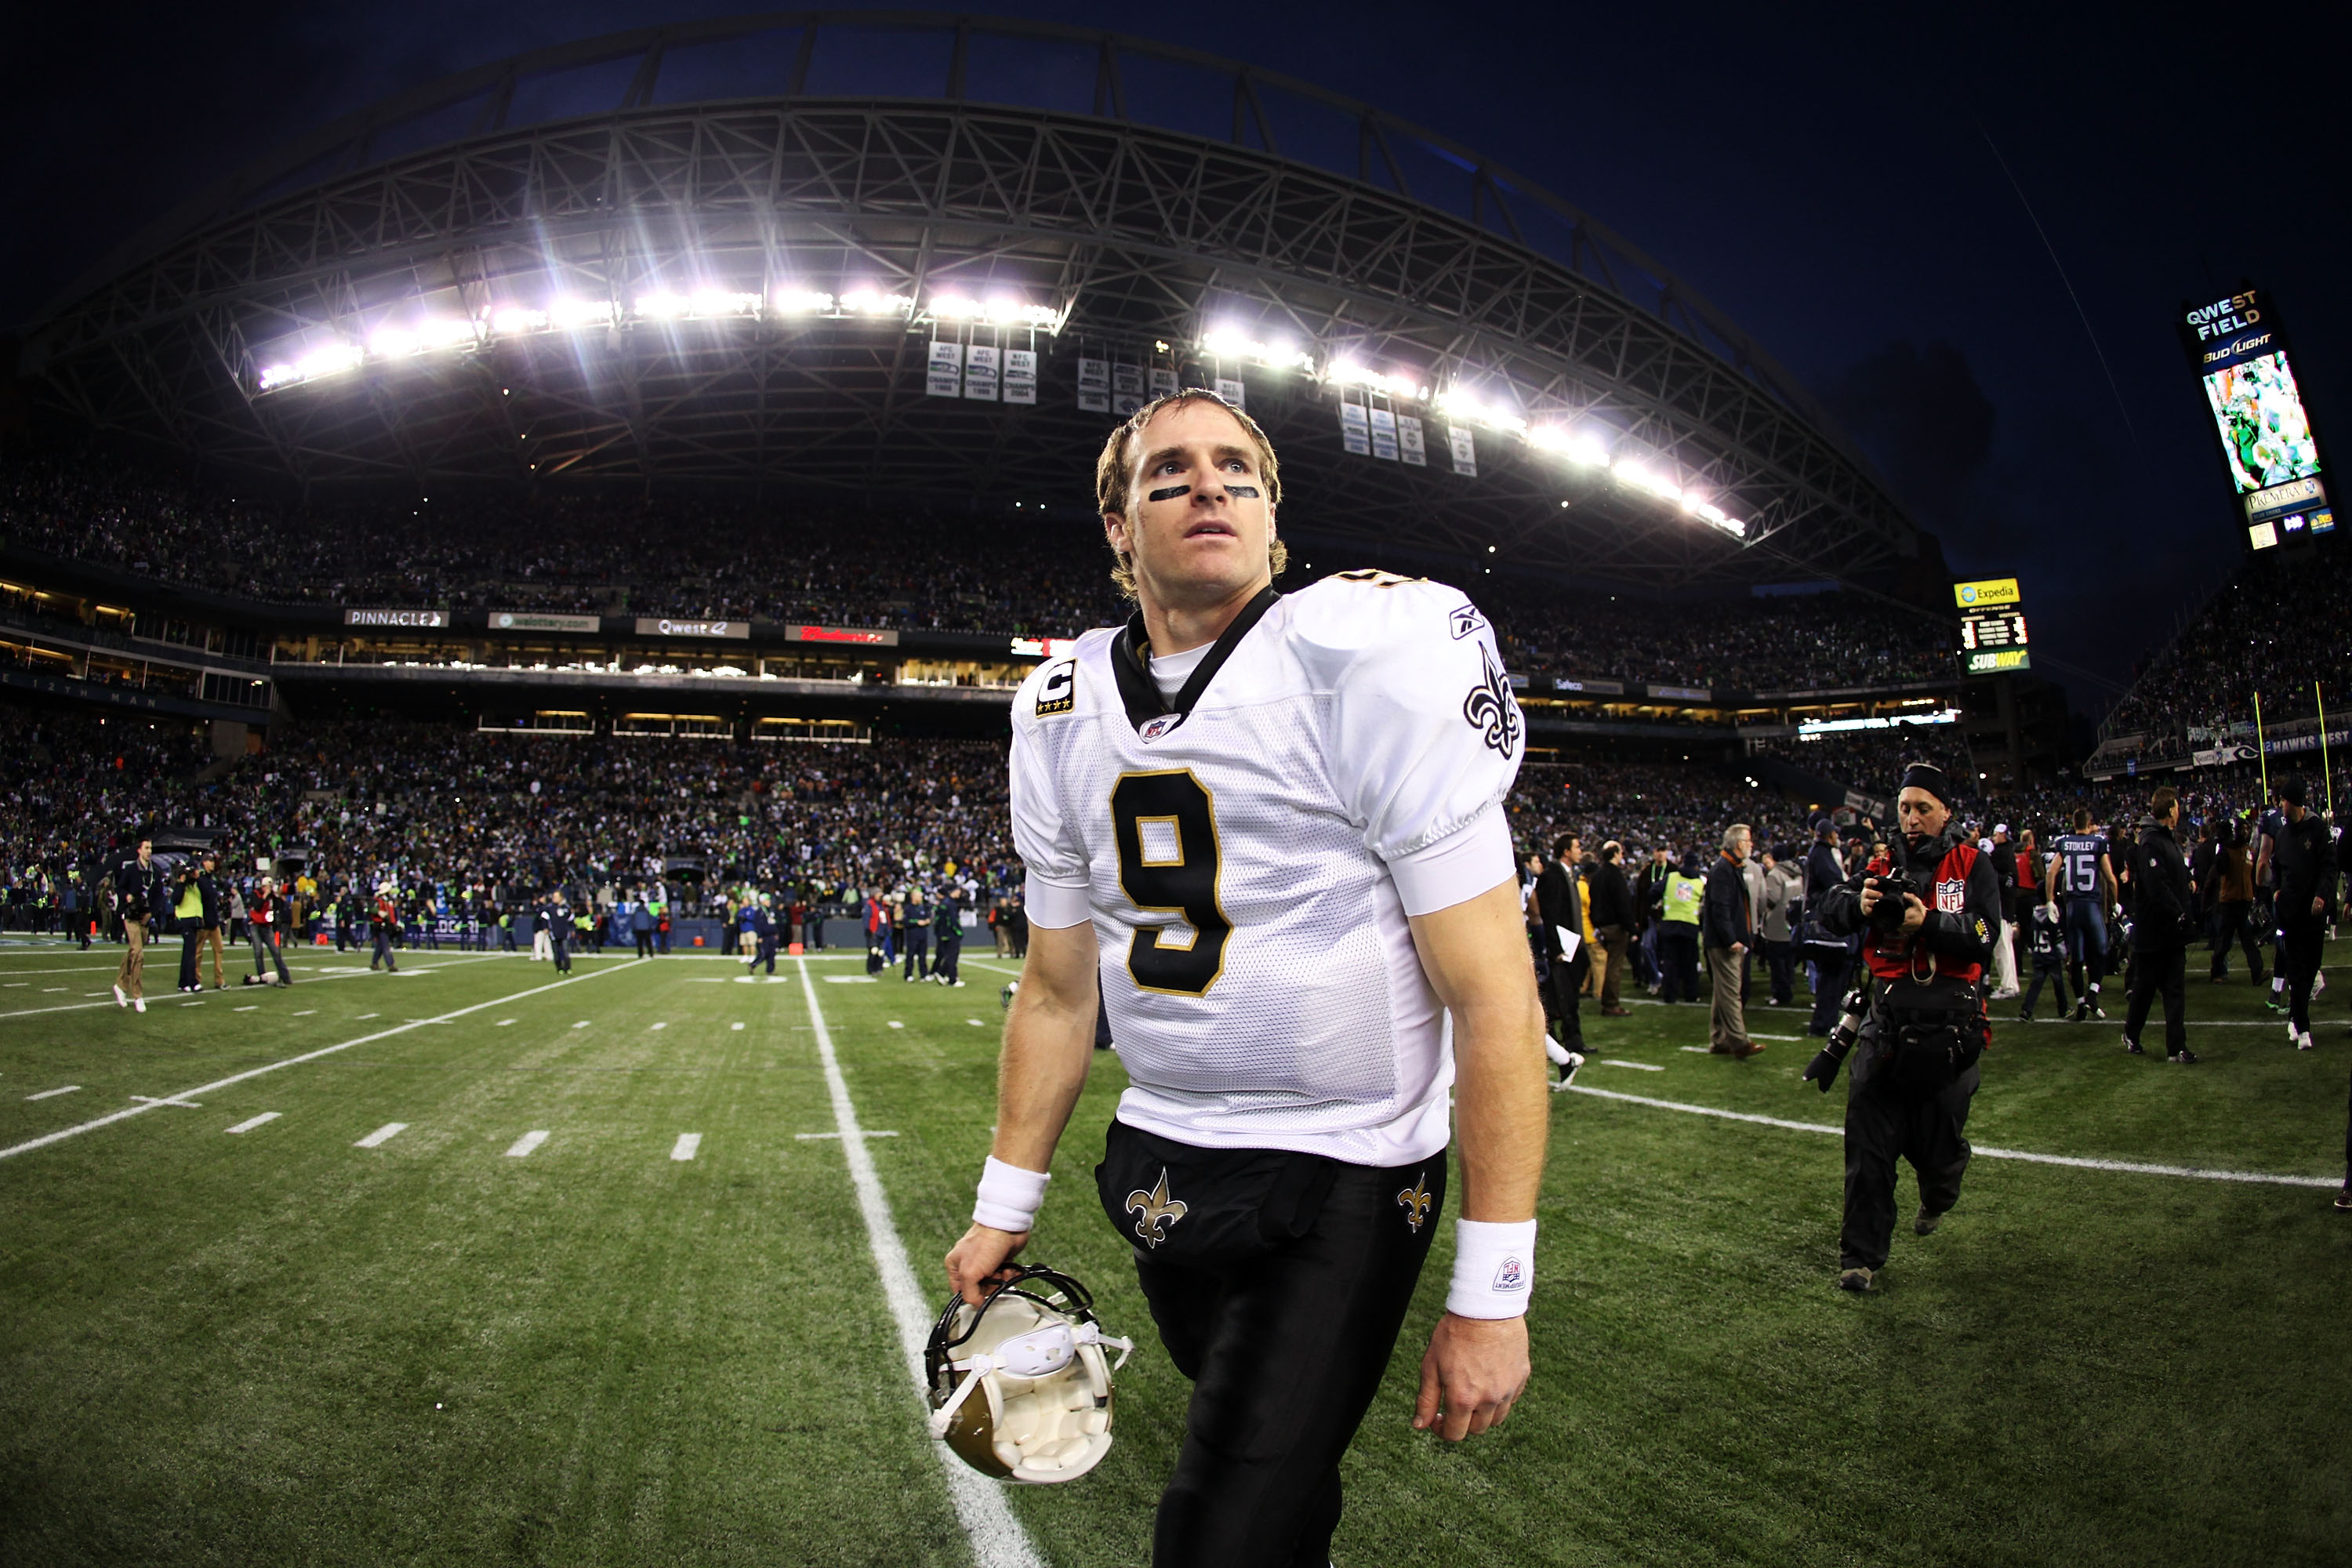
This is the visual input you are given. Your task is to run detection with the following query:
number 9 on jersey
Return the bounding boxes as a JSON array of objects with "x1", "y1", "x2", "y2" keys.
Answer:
[{"x1": 1109, "y1": 771, "x2": 1232, "y2": 996}]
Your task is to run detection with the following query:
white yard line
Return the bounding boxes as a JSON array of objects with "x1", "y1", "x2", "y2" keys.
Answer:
[
  {"x1": 795, "y1": 1130, "x2": 899, "y2": 1139},
  {"x1": 226, "y1": 1112, "x2": 281, "y2": 1134},
  {"x1": 355, "y1": 1122, "x2": 408, "y2": 1149},
  {"x1": 1592, "y1": 1059, "x2": 1664, "y2": 1072},
  {"x1": 1565, "y1": 1083, "x2": 2339, "y2": 1188},
  {"x1": 504, "y1": 1130, "x2": 550, "y2": 1158},
  {"x1": 0, "y1": 962, "x2": 626, "y2": 1163},
  {"x1": 25, "y1": 1085, "x2": 81, "y2": 1101},
  {"x1": 795, "y1": 955, "x2": 1040, "y2": 1568},
  {"x1": 671, "y1": 1133, "x2": 702, "y2": 1162}
]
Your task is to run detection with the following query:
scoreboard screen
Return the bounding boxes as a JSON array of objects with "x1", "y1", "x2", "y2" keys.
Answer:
[{"x1": 1958, "y1": 609, "x2": 2029, "y2": 674}]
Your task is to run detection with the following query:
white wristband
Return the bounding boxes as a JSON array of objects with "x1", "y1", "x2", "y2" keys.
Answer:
[
  {"x1": 972, "y1": 1156, "x2": 1050, "y2": 1234},
  {"x1": 1446, "y1": 1218, "x2": 1536, "y2": 1319}
]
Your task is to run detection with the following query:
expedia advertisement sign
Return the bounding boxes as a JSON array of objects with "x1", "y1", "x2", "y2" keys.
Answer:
[
  {"x1": 344, "y1": 608, "x2": 448, "y2": 628},
  {"x1": 492, "y1": 611, "x2": 600, "y2": 633},
  {"x1": 1951, "y1": 577, "x2": 2020, "y2": 608},
  {"x1": 633, "y1": 618, "x2": 748, "y2": 640}
]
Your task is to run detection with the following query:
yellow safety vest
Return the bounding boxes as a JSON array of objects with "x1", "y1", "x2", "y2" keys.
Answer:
[
  {"x1": 176, "y1": 881, "x2": 204, "y2": 920},
  {"x1": 1663, "y1": 873, "x2": 1704, "y2": 927}
]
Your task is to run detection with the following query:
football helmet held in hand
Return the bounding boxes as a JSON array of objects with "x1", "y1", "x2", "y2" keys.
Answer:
[{"x1": 924, "y1": 1263, "x2": 1132, "y2": 1483}]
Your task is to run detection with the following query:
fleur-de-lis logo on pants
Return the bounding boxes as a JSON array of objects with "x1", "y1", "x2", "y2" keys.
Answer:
[
  {"x1": 1396, "y1": 1171, "x2": 1432, "y2": 1234},
  {"x1": 1125, "y1": 1167, "x2": 1189, "y2": 1249}
]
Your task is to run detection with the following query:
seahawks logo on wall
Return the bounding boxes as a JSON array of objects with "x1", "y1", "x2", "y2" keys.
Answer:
[{"x1": 1461, "y1": 644, "x2": 1521, "y2": 757}]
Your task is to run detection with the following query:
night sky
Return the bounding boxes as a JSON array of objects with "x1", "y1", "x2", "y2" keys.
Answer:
[{"x1": 6, "y1": 1, "x2": 2342, "y2": 723}]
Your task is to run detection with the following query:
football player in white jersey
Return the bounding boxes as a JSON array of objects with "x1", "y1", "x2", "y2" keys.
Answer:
[{"x1": 945, "y1": 389, "x2": 1549, "y2": 1566}]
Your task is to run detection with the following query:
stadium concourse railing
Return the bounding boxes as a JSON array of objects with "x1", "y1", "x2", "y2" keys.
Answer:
[{"x1": 2, "y1": 539, "x2": 1965, "y2": 735}]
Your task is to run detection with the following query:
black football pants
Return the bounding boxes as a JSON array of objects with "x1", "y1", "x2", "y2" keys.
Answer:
[
  {"x1": 2282, "y1": 917, "x2": 2325, "y2": 1035},
  {"x1": 1841, "y1": 1059, "x2": 1977, "y2": 1272},
  {"x1": 1546, "y1": 949, "x2": 1586, "y2": 1049},
  {"x1": 2124, "y1": 946, "x2": 2187, "y2": 1054},
  {"x1": 1098, "y1": 1120, "x2": 1443, "y2": 1568}
]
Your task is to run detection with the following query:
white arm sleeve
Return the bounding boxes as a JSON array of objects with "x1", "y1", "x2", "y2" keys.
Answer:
[
  {"x1": 1009, "y1": 691, "x2": 1092, "y2": 931},
  {"x1": 1309, "y1": 580, "x2": 1526, "y2": 878}
]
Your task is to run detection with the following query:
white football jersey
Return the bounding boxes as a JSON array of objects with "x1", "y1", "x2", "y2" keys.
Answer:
[{"x1": 1010, "y1": 572, "x2": 1525, "y2": 1166}]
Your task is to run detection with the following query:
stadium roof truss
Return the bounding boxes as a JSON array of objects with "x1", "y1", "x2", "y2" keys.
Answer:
[{"x1": 21, "y1": 12, "x2": 1922, "y2": 590}]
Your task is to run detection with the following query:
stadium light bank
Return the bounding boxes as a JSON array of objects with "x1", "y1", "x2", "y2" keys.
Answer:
[{"x1": 252, "y1": 290, "x2": 1747, "y2": 540}]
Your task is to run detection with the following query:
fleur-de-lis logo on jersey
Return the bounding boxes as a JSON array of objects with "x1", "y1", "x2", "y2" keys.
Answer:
[
  {"x1": 1396, "y1": 1171, "x2": 1432, "y2": 1234},
  {"x1": 1124, "y1": 1167, "x2": 1189, "y2": 1249},
  {"x1": 1461, "y1": 644, "x2": 1521, "y2": 758}
]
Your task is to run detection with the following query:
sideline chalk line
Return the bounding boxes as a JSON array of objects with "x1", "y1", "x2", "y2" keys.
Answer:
[
  {"x1": 0, "y1": 960, "x2": 630, "y2": 1163},
  {"x1": 796, "y1": 955, "x2": 1040, "y2": 1568},
  {"x1": 1566, "y1": 1083, "x2": 2338, "y2": 1189}
]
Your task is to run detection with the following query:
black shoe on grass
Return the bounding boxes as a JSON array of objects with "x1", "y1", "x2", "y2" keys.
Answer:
[
  {"x1": 2122, "y1": 1036, "x2": 2146, "y2": 1055},
  {"x1": 1838, "y1": 1267, "x2": 1874, "y2": 1293},
  {"x1": 2168, "y1": 1049, "x2": 2198, "y2": 1065},
  {"x1": 1914, "y1": 1207, "x2": 1941, "y2": 1236}
]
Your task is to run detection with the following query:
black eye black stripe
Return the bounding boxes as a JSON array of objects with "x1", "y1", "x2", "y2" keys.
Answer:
[
  {"x1": 1223, "y1": 485, "x2": 1261, "y2": 499},
  {"x1": 1147, "y1": 484, "x2": 1191, "y2": 502}
]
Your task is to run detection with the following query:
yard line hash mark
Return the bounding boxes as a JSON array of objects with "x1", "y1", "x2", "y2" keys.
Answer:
[
  {"x1": 356, "y1": 1123, "x2": 408, "y2": 1148},
  {"x1": 1594, "y1": 1059, "x2": 1664, "y2": 1072},
  {"x1": 671, "y1": 1133, "x2": 702, "y2": 1162},
  {"x1": 1566, "y1": 1084, "x2": 2340, "y2": 1187},
  {"x1": 505, "y1": 1131, "x2": 550, "y2": 1158},
  {"x1": 0, "y1": 964, "x2": 629, "y2": 1164},
  {"x1": 27, "y1": 1085, "x2": 81, "y2": 1101},
  {"x1": 793, "y1": 955, "x2": 1040, "y2": 1568},
  {"x1": 226, "y1": 1112, "x2": 281, "y2": 1134},
  {"x1": 795, "y1": 1130, "x2": 899, "y2": 1139}
]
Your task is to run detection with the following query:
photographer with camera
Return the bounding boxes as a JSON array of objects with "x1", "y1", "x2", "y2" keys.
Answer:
[
  {"x1": 1799, "y1": 764, "x2": 2001, "y2": 1293},
  {"x1": 2122, "y1": 787, "x2": 2197, "y2": 1063},
  {"x1": 111, "y1": 838, "x2": 163, "y2": 1014}
]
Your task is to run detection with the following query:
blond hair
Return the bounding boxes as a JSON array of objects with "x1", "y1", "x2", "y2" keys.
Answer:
[{"x1": 1095, "y1": 387, "x2": 1287, "y2": 600}]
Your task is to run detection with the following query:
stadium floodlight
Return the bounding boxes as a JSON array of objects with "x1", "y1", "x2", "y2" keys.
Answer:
[
  {"x1": 635, "y1": 293, "x2": 689, "y2": 319},
  {"x1": 1330, "y1": 359, "x2": 1428, "y2": 401},
  {"x1": 550, "y1": 297, "x2": 617, "y2": 329},
  {"x1": 256, "y1": 341, "x2": 364, "y2": 390},
  {"x1": 1613, "y1": 459, "x2": 1683, "y2": 506},
  {"x1": 841, "y1": 289, "x2": 914, "y2": 315},
  {"x1": 933, "y1": 295, "x2": 983, "y2": 318},
  {"x1": 1530, "y1": 426, "x2": 1610, "y2": 466},
  {"x1": 691, "y1": 289, "x2": 763, "y2": 318},
  {"x1": 773, "y1": 289, "x2": 835, "y2": 314},
  {"x1": 492, "y1": 307, "x2": 549, "y2": 336},
  {"x1": 1201, "y1": 326, "x2": 1312, "y2": 372},
  {"x1": 1435, "y1": 387, "x2": 1529, "y2": 435}
]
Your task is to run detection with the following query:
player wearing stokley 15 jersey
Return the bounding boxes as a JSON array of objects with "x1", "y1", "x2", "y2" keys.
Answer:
[
  {"x1": 946, "y1": 389, "x2": 1550, "y2": 1566},
  {"x1": 2049, "y1": 810, "x2": 2116, "y2": 1022}
]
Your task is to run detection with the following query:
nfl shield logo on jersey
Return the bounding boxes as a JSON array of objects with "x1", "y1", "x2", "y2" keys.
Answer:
[
  {"x1": 1138, "y1": 713, "x2": 1183, "y2": 742},
  {"x1": 1936, "y1": 877, "x2": 1965, "y2": 913}
]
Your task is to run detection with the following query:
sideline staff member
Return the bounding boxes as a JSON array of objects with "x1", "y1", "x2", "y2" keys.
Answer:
[
  {"x1": 947, "y1": 389, "x2": 1547, "y2": 1566},
  {"x1": 1804, "y1": 763, "x2": 2000, "y2": 1292}
]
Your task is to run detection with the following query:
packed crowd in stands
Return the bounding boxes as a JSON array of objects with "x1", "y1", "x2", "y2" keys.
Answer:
[
  {"x1": 0, "y1": 706, "x2": 1021, "y2": 930},
  {"x1": 2101, "y1": 546, "x2": 2352, "y2": 750},
  {"x1": 3, "y1": 451, "x2": 1958, "y2": 693}
]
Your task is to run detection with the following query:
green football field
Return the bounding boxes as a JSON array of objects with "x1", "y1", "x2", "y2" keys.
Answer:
[{"x1": 2, "y1": 934, "x2": 2347, "y2": 1566}]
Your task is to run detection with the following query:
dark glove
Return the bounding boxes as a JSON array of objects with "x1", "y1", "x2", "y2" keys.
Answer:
[{"x1": 1802, "y1": 1048, "x2": 1844, "y2": 1093}]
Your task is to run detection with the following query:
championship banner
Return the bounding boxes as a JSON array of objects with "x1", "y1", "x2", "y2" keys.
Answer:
[
  {"x1": 1004, "y1": 348, "x2": 1038, "y2": 406},
  {"x1": 926, "y1": 339, "x2": 964, "y2": 398},
  {"x1": 635, "y1": 617, "x2": 748, "y2": 639},
  {"x1": 491, "y1": 611, "x2": 599, "y2": 633},
  {"x1": 344, "y1": 608, "x2": 448, "y2": 628}
]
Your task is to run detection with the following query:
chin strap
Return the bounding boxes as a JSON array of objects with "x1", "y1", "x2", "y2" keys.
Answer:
[{"x1": 928, "y1": 1321, "x2": 1134, "y2": 1439}]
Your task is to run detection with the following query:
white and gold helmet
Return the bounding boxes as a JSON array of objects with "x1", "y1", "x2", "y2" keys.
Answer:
[{"x1": 924, "y1": 1265, "x2": 1132, "y2": 1483}]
